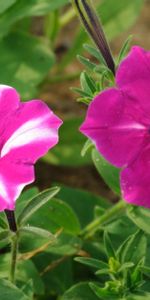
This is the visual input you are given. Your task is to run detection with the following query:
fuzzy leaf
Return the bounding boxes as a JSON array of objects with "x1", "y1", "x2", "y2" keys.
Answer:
[{"x1": 17, "y1": 187, "x2": 60, "y2": 225}]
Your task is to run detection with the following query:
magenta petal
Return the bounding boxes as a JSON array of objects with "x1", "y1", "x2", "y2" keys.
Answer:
[
  {"x1": 116, "y1": 46, "x2": 150, "y2": 88},
  {"x1": 1, "y1": 100, "x2": 62, "y2": 163},
  {"x1": 116, "y1": 47, "x2": 150, "y2": 117},
  {"x1": 0, "y1": 87, "x2": 62, "y2": 211},
  {"x1": 80, "y1": 88, "x2": 146, "y2": 168},
  {"x1": 0, "y1": 85, "x2": 20, "y2": 112},
  {"x1": 0, "y1": 156, "x2": 34, "y2": 211},
  {"x1": 121, "y1": 143, "x2": 150, "y2": 208}
]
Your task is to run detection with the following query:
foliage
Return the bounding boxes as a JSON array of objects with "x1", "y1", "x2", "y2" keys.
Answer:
[{"x1": 0, "y1": 0, "x2": 148, "y2": 300}]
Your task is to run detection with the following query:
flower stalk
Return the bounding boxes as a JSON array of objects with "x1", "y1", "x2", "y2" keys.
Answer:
[
  {"x1": 5, "y1": 210, "x2": 18, "y2": 284},
  {"x1": 5, "y1": 210, "x2": 17, "y2": 232},
  {"x1": 9, "y1": 233, "x2": 18, "y2": 283}
]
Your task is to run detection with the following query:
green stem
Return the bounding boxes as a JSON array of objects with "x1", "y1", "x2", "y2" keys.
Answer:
[
  {"x1": 10, "y1": 233, "x2": 18, "y2": 283},
  {"x1": 81, "y1": 200, "x2": 126, "y2": 239},
  {"x1": 60, "y1": 7, "x2": 76, "y2": 27},
  {"x1": 4, "y1": 210, "x2": 18, "y2": 284}
]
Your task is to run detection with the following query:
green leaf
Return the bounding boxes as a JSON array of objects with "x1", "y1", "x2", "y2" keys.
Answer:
[
  {"x1": 28, "y1": 197, "x2": 80, "y2": 236},
  {"x1": 0, "y1": 0, "x2": 17, "y2": 14},
  {"x1": 90, "y1": 281, "x2": 120, "y2": 299},
  {"x1": 92, "y1": 149, "x2": 120, "y2": 195},
  {"x1": 104, "y1": 216, "x2": 136, "y2": 238},
  {"x1": 118, "y1": 262, "x2": 134, "y2": 273},
  {"x1": 0, "y1": 31, "x2": 55, "y2": 99},
  {"x1": 47, "y1": 234, "x2": 82, "y2": 256},
  {"x1": 0, "y1": 229, "x2": 10, "y2": 241},
  {"x1": 117, "y1": 231, "x2": 147, "y2": 265},
  {"x1": 16, "y1": 259, "x2": 45, "y2": 295},
  {"x1": 61, "y1": 282, "x2": 99, "y2": 300},
  {"x1": 30, "y1": 198, "x2": 81, "y2": 235},
  {"x1": 17, "y1": 187, "x2": 60, "y2": 225},
  {"x1": 81, "y1": 139, "x2": 94, "y2": 157},
  {"x1": 20, "y1": 228, "x2": 81, "y2": 256},
  {"x1": 104, "y1": 232, "x2": 116, "y2": 258},
  {"x1": 0, "y1": 279, "x2": 29, "y2": 300},
  {"x1": 75, "y1": 257, "x2": 108, "y2": 270},
  {"x1": 33, "y1": 253, "x2": 73, "y2": 295},
  {"x1": 16, "y1": 187, "x2": 39, "y2": 216},
  {"x1": 84, "y1": 44, "x2": 107, "y2": 66},
  {"x1": 0, "y1": 254, "x2": 44, "y2": 295},
  {"x1": 117, "y1": 35, "x2": 132, "y2": 64},
  {"x1": 43, "y1": 117, "x2": 92, "y2": 166},
  {"x1": 0, "y1": 229, "x2": 11, "y2": 248},
  {"x1": 80, "y1": 71, "x2": 97, "y2": 94},
  {"x1": 18, "y1": 196, "x2": 82, "y2": 255},
  {"x1": 126, "y1": 294, "x2": 150, "y2": 300},
  {"x1": 72, "y1": 87, "x2": 92, "y2": 98},
  {"x1": 0, "y1": 0, "x2": 69, "y2": 38},
  {"x1": 130, "y1": 258, "x2": 144, "y2": 288},
  {"x1": 77, "y1": 55, "x2": 97, "y2": 71},
  {"x1": 21, "y1": 280, "x2": 33, "y2": 299},
  {"x1": 19, "y1": 226, "x2": 55, "y2": 239},
  {"x1": 127, "y1": 205, "x2": 150, "y2": 235},
  {"x1": 0, "y1": 213, "x2": 8, "y2": 229},
  {"x1": 57, "y1": 185, "x2": 111, "y2": 228}
]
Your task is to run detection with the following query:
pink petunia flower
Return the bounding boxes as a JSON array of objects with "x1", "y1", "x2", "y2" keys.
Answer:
[
  {"x1": 80, "y1": 46, "x2": 150, "y2": 208},
  {"x1": 0, "y1": 85, "x2": 62, "y2": 211}
]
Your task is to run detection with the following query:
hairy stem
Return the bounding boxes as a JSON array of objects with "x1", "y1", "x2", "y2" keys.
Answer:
[
  {"x1": 81, "y1": 200, "x2": 126, "y2": 239},
  {"x1": 5, "y1": 210, "x2": 18, "y2": 283},
  {"x1": 9, "y1": 234, "x2": 18, "y2": 283}
]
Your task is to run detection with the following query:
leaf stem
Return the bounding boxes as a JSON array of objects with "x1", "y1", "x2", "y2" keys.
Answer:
[{"x1": 81, "y1": 200, "x2": 126, "y2": 239}]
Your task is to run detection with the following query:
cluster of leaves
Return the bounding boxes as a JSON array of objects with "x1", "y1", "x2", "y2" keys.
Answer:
[
  {"x1": 1, "y1": 177, "x2": 150, "y2": 299},
  {"x1": 73, "y1": 35, "x2": 132, "y2": 105}
]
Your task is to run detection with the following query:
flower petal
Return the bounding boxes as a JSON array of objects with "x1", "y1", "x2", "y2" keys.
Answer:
[
  {"x1": 121, "y1": 143, "x2": 150, "y2": 208},
  {"x1": 0, "y1": 99, "x2": 62, "y2": 210},
  {"x1": 0, "y1": 85, "x2": 20, "y2": 113},
  {"x1": 80, "y1": 88, "x2": 146, "y2": 167},
  {"x1": 1, "y1": 100, "x2": 62, "y2": 163},
  {"x1": 0, "y1": 156, "x2": 34, "y2": 210},
  {"x1": 116, "y1": 47, "x2": 150, "y2": 118},
  {"x1": 116, "y1": 46, "x2": 150, "y2": 88}
]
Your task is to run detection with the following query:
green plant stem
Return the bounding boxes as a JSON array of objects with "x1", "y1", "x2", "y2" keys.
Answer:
[
  {"x1": 60, "y1": 7, "x2": 76, "y2": 27},
  {"x1": 4, "y1": 210, "x2": 18, "y2": 284},
  {"x1": 81, "y1": 200, "x2": 126, "y2": 239},
  {"x1": 10, "y1": 233, "x2": 18, "y2": 283}
]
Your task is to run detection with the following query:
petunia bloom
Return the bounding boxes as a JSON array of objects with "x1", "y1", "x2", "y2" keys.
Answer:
[
  {"x1": 80, "y1": 46, "x2": 150, "y2": 208},
  {"x1": 0, "y1": 85, "x2": 62, "y2": 211}
]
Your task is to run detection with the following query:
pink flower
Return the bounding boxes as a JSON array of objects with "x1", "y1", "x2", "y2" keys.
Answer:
[
  {"x1": 80, "y1": 46, "x2": 150, "y2": 208},
  {"x1": 0, "y1": 85, "x2": 62, "y2": 211}
]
